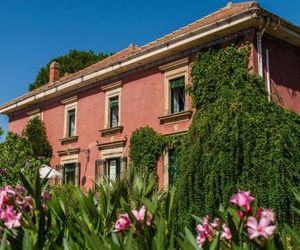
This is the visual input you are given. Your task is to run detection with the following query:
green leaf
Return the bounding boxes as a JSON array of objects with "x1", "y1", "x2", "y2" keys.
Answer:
[{"x1": 284, "y1": 224, "x2": 300, "y2": 247}]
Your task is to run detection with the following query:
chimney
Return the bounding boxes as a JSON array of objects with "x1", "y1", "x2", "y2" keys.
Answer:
[{"x1": 49, "y1": 61, "x2": 60, "y2": 84}]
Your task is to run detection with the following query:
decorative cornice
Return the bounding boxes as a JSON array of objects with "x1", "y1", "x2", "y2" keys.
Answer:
[
  {"x1": 26, "y1": 109, "x2": 40, "y2": 116},
  {"x1": 101, "y1": 81, "x2": 122, "y2": 92},
  {"x1": 97, "y1": 139, "x2": 127, "y2": 151},
  {"x1": 57, "y1": 147, "x2": 80, "y2": 157},
  {"x1": 159, "y1": 57, "x2": 189, "y2": 72},
  {"x1": 61, "y1": 96, "x2": 78, "y2": 105}
]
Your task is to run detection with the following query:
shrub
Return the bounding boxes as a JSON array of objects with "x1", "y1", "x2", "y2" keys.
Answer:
[
  {"x1": 23, "y1": 116, "x2": 52, "y2": 159},
  {"x1": 129, "y1": 126, "x2": 167, "y2": 181},
  {"x1": 0, "y1": 132, "x2": 42, "y2": 186}
]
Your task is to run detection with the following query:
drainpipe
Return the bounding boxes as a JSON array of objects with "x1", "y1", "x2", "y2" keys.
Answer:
[
  {"x1": 257, "y1": 28, "x2": 266, "y2": 77},
  {"x1": 265, "y1": 49, "x2": 271, "y2": 102},
  {"x1": 257, "y1": 17, "x2": 271, "y2": 100}
]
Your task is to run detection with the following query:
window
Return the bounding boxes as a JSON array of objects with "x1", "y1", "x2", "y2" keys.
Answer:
[
  {"x1": 106, "y1": 158, "x2": 121, "y2": 180},
  {"x1": 170, "y1": 77, "x2": 185, "y2": 113},
  {"x1": 67, "y1": 109, "x2": 76, "y2": 137},
  {"x1": 62, "y1": 96, "x2": 78, "y2": 139},
  {"x1": 168, "y1": 149, "x2": 178, "y2": 186},
  {"x1": 62, "y1": 162, "x2": 80, "y2": 186},
  {"x1": 109, "y1": 96, "x2": 119, "y2": 128}
]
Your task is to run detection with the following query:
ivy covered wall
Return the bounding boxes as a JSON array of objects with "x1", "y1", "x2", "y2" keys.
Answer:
[{"x1": 171, "y1": 45, "x2": 300, "y2": 233}]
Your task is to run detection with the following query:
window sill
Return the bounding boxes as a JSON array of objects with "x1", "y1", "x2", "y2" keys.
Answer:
[
  {"x1": 99, "y1": 126, "x2": 123, "y2": 137},
  {"x1": 59, "y1": 136, "x2": 79, "y2": 145},
  {"x1": 158, "y1": 110, "x2": 192, "y2": 124}
]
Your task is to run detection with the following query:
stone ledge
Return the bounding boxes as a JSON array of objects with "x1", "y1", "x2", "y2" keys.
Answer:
[
  {"x1": 59, "y1": 136, "x2": 79, "y2": 144},
  {"x1": 99, "y1": 126, "x2": 123, "y2": 137},
  {"x1": 158, "y1": 110, "x2": 192, "y2": 124}
]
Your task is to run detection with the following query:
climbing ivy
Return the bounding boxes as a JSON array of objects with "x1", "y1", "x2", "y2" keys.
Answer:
[
  {"x1": 172, "y1": 44, "x2": 300, "y2": 234},
  {"x1": 129, "y1": 126, "x2": 167, "y2": 181}
]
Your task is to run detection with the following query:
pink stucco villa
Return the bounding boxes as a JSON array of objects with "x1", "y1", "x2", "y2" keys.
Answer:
[{"x1": 0, "y1": 2, "x2": 300, "y2": 190}]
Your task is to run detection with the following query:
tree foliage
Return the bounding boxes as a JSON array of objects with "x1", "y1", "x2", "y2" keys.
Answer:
[
  {"x1": 28, "y1": 50, "x2": 110, "y2": 91},
  {"x1": 0, "y1": 127, "x2": 3, "y2": 137},
  {"x1": 129, "y1": 127, "x2": 167, "y2": 180},
  {"x1": 0, "y1": 132, "x2": 41, "y2": 186},
  {"x1": 172, "y1": 45, "x2": 300, "y2": 233},
  {"x1": 23, "y1": 116, "x2": 52, "y2": 159}
]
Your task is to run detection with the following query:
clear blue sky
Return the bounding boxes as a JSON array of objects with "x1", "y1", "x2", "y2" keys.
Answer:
[{"x1": 0, "y1": 0, "x2": 299, "y2": 141}]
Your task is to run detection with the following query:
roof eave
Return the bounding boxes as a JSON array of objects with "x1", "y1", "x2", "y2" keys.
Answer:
[{"x1": 1, "y1": 6, "x2": 300, "y2": 115}]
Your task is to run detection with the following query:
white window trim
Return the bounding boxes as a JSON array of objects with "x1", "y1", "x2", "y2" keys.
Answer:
[
  {"x1": 103, "y1": 82, "x2": 122, "y2": 129},
  {"x1": 27, "y1": 109, "x2": 43, "y2": 121},
  {"x1": 159, "y1": 58, "x2": 190, "y2": 115},
  {"x1": 100, "y1": 145, "x2": 126, "y2": 177},
  {"x1": 62, "y1": 96, "x2": 78, "y2": 138},
  {"x1": 60, "y1": 154, "x2": 80, "y2": 186}
]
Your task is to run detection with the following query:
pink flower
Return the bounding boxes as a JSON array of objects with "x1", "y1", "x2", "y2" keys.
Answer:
[
  {"x1": 221, "y1": 224, "x2": 232, "y2": 241},
  {"x1": 196, "y1": 233, "x2": 206, "y2": 247},
  {"x1": 261, "y1": 209, "x2": 275, "y2": 223},
  {"x1": 210, "y1": 218, "x2": 220, "y2": 229},
  {"x1": 15, "y1": 184, "x2": 25, "y2": 194},
  {"x1": 247, "y1": 216, "x2": 276, "y2": 240},
  {"x1": 21, "y1": 196, "x2": 33, "y2": 211},
  {"x1": 230, "y1": 191, "x2": 255, "y2": 212},
  {"x1": 195, "y1": 216, "x2": 216, "y2": 245},
  {"x1": 114, "y1": 213, "x2": 132, "y2": 232},
  {"x1": 0, "y1": 206, "x2": 21, "y2": 229},
  {"x1": 0, "y1": 186, "x2": 15, "y2": 207},
  {"x1": 237, "y1": 210, "x2": 244, "y2": 220},
  {"x1": 132, "y1": 206, "x2": 146, "y2": 223},
  {"x1": 41, "y1": 191, "x2": 51, "y2": 201}
]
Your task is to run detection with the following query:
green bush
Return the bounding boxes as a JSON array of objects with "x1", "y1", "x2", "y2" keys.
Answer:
[
  {"x1": 172, "y1": 45, "x2": 300, "y2": 234},
  {"x1": 129, "y1": 126, "x2": 167, "y2": 181},
  {"x1": 0, "y1": 132, "x2": 42, "y2": 186},
  {"x1": 23, "y1": 116, "x2": 52, "y2": 159}
]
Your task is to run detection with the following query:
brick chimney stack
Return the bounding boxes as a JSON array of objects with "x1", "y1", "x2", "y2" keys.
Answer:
[{"x1": 49, "y1": 61, "x2": 60, "y2": 84}]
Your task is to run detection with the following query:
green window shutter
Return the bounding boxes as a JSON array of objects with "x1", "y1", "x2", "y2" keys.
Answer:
[
  {"x1": 95, "y1": 160, "x2": 102, "y2": 179},
  {"x1": 170, "y1": 77, "x2": 185, "y2": 89},
  {"x1": 62, "y1": 165, "x2": 66, "y2": 184},
  {"x1": 76, "y1": 162, "x2": 81, "y2": 187},
  {"x1": 116, "y1": 158, "x2": 121, "y2": 177}
]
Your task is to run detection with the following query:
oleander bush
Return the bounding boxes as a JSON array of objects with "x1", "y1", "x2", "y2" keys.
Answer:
[{"x1": 0, "y1": 172, "x2": 299, "y2": 249}]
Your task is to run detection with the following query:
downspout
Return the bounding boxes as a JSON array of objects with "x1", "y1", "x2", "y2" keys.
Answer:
[
  {"x1": 257, "y1": 28, "x2": 266, "y2": 77},
  {"x1": 257, "y1": 18, "x2": 271, "y2": 100},
  {"x1": 265, "y1": 49, "x2": 271, "y2": 102}
]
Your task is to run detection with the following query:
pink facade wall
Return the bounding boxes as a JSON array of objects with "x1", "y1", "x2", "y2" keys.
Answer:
[
  {"x1": 9, "y1": 64, "x2": 192, "y2": 190},
  {"x1": 262, "y1": 35, "x2": 300, "y2": 114},
  {"x1": 8, "y1": 31, "x2": 300, "y2": 190}
]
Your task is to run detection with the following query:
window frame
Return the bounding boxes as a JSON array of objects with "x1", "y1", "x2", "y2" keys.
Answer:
[
  {"x1": 108, "y1": 96, "x2": 119, "y2": 128},
  {"x1": 163, "y1": 148, "x2": 179, "y2": 188},
  {"x1": 106, "y1": 157, "x2": 121, "y2": 180},
  {"x1": 159, "y1": 58, "x2": 190, "y2": 116},
  {"x1": 62, "y1": 96, "x2": 78, "y2": 138},
  {"x1": 67, "y1": 108, "x2": 76, "y2": 137},
  {"x1": 103, "y1": 82, "x2": 122, "y2": 129},
  {"x1": 170, "y1": 76, "x2": 186, "y2": 114}
]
